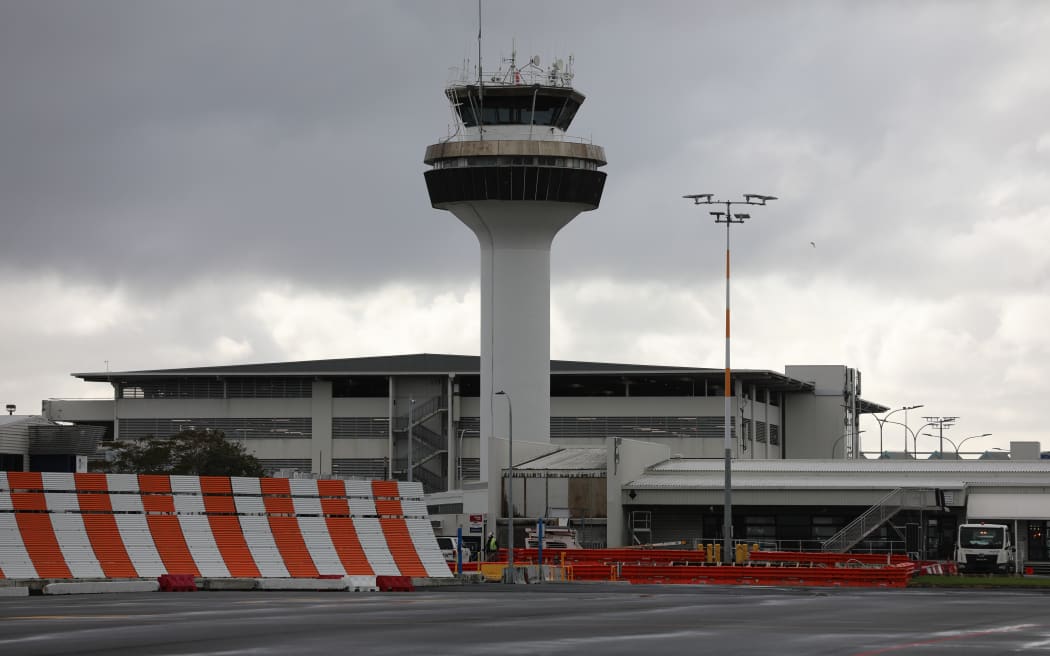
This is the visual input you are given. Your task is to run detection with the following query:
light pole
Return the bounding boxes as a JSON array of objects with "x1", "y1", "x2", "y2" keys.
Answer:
[
  {"x1": 922, "y1": 416, "x2": 957, "y2": 456},
  {"x1": 407, "y1": 398, "x2": 415, "y2": 483},
  {"x1": 928, "y1": 433, "x2": 992, "y2": 458},
  {"x1": 495, "y1": 390, "x2": 514, "y2": 582},
  {"x1": 831, "y1": 430, "x2": 866, "y2": 458},
  {"x1": 683, "y1": 192, "x2": 776, "y2": 564},
  {"x1": 872, "y1": 405, "x2": 923, "y2": 454},
  {"x1": 876, "y1": 418, "x2": 936, "y2": 457}
]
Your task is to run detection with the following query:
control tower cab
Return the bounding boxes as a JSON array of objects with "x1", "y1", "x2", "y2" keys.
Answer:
[{"x1": 424, "y1": 54, "x2": 607, "y2": 483}]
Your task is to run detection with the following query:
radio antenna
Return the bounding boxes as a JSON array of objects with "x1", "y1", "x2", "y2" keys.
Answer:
[{"x1": 477, "y1": 0, "x2": 484, "y2": 140}]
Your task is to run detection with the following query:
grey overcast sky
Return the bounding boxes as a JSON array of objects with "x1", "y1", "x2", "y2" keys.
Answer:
[{"x1": 2, "y1": 1, "x2": 1048, "y2": 455}]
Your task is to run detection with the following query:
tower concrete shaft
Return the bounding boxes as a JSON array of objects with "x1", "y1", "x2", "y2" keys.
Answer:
[{"x1": 424, "y1": 65, "x2": 606, "y2": 484}]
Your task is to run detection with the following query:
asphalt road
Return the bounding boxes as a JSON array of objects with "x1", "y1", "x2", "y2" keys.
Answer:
[{"x1": 2, "y1": 584, "x2": 1049, "y2": 655}]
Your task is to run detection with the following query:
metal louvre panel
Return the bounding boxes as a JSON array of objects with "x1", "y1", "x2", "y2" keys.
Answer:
[
  {"x1": 0, "y1": 491, "x2": 12, "y2": 511},
  {"x1": 332, "y1": 417, "x2": 389, "y2": 439},
  {"x1": 331, "y1": 458, "x2": 387, "y2": 479},
  {"x1": 114, "y1": 514, "x2": 164, "y2": 577},
  {"x1": 550, "y1": 416, "x2": 732, "y2": 440},
  {"x1": 405, "y1": 517, "x2": 452, "y2": 578},
  {"x1": 50, "y1": 513, "x2": 105, "y2": 579},
  {"x1": 0, "y1": 514, "x2": 38, "y2": 578},
  {"x1": 0, "y1": 471, "x2": 7, "y2": 491},
  {"x1": 352, "y1": 517, "x2": 399, "y2": 576},
  {"x1": 178, "y1": 515, "x2": 229, "y2": 578},
  {"x1": 118, "y1": 418, "x2": 312, "y2": 441},
  {"x1": 458, "y1": 457, "x2": 480, "y2": 481},
  {"x1": 348, "y1": 497, "x2": 378, "y2": 517},
  {"x1": 258, "y1": 459, "x2": 311, "y2": 475},
  {"x1": 238, "y1": 515, "x2": 288, "y2": 578},
  {"x1": 297, "y1": 516, "x2": 344, "y2": 576}
]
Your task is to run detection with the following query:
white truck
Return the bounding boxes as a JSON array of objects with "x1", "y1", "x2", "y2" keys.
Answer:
[
  {"x1": 956, "y1": 523, "x2": 1015, "y2": 574},
  {"x1": 436, "y1": 536, "x2": 471, "y2": 563}
]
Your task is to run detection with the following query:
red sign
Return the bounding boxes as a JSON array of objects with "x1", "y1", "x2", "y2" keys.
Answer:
[{"x1": 469, "y1": 514, "x2": 484, "y2": 524}]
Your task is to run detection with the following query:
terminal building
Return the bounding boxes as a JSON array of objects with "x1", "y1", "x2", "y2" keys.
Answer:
[
  {"x1": 39, "y1": 353, "x2": 1050, "y2": 572},
  {"x1": 21, "y1": 50, "x2": 1050, "y2": 573}
]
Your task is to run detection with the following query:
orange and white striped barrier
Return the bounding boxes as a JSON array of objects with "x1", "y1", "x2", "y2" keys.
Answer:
[{"x1": 0, "y1": 472, "x2": 450, "y2": 580}]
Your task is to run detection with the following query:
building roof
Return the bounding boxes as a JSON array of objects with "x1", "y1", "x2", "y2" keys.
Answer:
[
  {"x1": 71, "y1": 353, "x2": 825, "y2": 396},
  {"x1": 74, "y1": 353, "x2": 705, "y2": 379},
  {"x1": 624, "y1": 458, "x2": 1050, "y2": 491},
  {"x1": 510, "y1": 447, "x2": 604, "y2": 472}
]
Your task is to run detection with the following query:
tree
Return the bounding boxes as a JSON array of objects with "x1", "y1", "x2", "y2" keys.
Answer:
[{"x1": 105, "y1": 429, "x2": 265, "y2": 477}]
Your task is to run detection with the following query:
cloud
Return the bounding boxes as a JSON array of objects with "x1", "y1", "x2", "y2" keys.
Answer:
[{"x1": 1, "y1": 1, "x2": 1048, "y2": 456}]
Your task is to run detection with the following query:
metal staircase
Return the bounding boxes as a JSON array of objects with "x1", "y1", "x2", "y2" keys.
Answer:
[
  {"x1": 821, "y1": 488, "x2": 936, "y2": 553},
  {"x1": 391, "y1": 396, "x2": 448, "y2": 493},
  {"x1": 630, "y1": 511, "x2": 652, "y2": 546}
]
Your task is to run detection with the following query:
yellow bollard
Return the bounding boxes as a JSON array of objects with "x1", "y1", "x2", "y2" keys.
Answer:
[
  {"x1": 714, "y1": 543, "x2": 721, "y2": 563},
  {"x1": 735, "y1": 543, "x2": 747, "y2": 564},
  {"x1": 705, "y1": 543, "x2": 713, "y2": 563}
]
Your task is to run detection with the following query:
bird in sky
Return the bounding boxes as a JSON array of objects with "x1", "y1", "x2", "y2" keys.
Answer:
[{"x1": 810, "y1": 241, "x2": 816, "y2": 248}]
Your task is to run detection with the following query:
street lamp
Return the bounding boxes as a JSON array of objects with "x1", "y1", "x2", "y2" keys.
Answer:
[
  {"x1": 922, "y1": 416, "x2": 958, "y2": 456},
  {"x1": 831, "y1": 430, "x2": 866, "y2": 458},
  {"x1": 877, "y1": 418, "x2": 939, "y2": 457},
  {"x1": 926, "y1": 433, "x2": 992, "y2": 458},
  {"x1": 494, "y1": 390, "x2": 514, "y2": 582},
  {"x1": 683, "y1": 192, "x2": 776, "y2": 564},
  {"x1": 872, "y1": 405, "x2": 923, "y2": 454}
]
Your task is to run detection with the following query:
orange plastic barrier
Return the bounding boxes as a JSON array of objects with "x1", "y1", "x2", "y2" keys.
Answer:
[{"x1": 489, "y1": 547, "x2": 913, "y2": 588}]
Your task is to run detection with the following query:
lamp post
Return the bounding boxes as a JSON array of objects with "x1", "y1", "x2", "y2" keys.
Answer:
[
  {"x1": 922, "y1": 416, "x2": 958, "y2": 456},
  {"x1": 928, "y1": 433, "x2": 992, "y2": 458},
  {"x1": 876, "y1": 418, "x2": 937, "y2": 457},
  {"x1": 831, "y1": 430, "x2": 866, "y2": 458},
  {"x1": 683, "y1": 192, "x2": 776, "y2": 564},
  {"x1": 407, "y1": 398, "x2": 415, "y2": 483},
  {"x1": 495, "y1": 390, "x2": 514, "y2": 581},
  {"x1": 872, "y1": 405, "x2": 923, "y2": 454}
]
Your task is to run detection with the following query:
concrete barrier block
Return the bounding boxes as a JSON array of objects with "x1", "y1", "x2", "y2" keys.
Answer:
[
  {"x1": 199, "y1": 578, "x2": 259, "y2": 591},
  {"x1": 43, "y1": 581, "x2": 159, "y2": 595},
  {"x1": 344, "y1": 575, "x2": 378, "y2": 592},
  {"x1": 255, "y1": 578, "x2": 349, "y2": 591},
  {"x1": 0, "y1": 586, "x2": 30, "y2": 597}
]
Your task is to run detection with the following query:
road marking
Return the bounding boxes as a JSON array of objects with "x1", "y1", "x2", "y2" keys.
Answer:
[{"x1": 850, "y1": 623, "x2": 1039, "y2": 655}]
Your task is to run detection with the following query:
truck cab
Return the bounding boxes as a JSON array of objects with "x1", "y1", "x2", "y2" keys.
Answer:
[
  {"x1": 956, "y1": 523, "x2": 1015, "y2": 574},
  {"x1": 436, "y1": 536, "x2": 471, "y2": 563}
]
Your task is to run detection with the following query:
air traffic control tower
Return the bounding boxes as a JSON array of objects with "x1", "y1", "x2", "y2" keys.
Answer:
[{"x1": 424, "y1": 55, "x2": 606, "y2": 483}]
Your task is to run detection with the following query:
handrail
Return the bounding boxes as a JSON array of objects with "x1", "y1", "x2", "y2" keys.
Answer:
[{"x1": 822, "y1": 487, "x2": 935, "y2": 553}]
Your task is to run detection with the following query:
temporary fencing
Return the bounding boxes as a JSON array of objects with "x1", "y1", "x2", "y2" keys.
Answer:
[
  {"x1": 485, "y1": 547, "x2": 917, "y2": 588},
  {"x1": 0, "y1": 472, "x2": 451, "y2": 581}
]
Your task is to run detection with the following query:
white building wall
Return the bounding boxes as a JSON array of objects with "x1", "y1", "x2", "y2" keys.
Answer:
[
  {"x1": 311, "y1": 381, "x2": 333, "y2": 476},
  {"x1": 784, "y1": 365, "x2": 853, "y2": 459},
  {"x1": 606, "y1": 437, "x2": 672, "y2": 547}
]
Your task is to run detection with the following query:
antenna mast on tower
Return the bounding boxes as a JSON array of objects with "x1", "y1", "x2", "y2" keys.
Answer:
[{"x1": 477, "y1": 0, "x2": 484, "y2": 140}]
